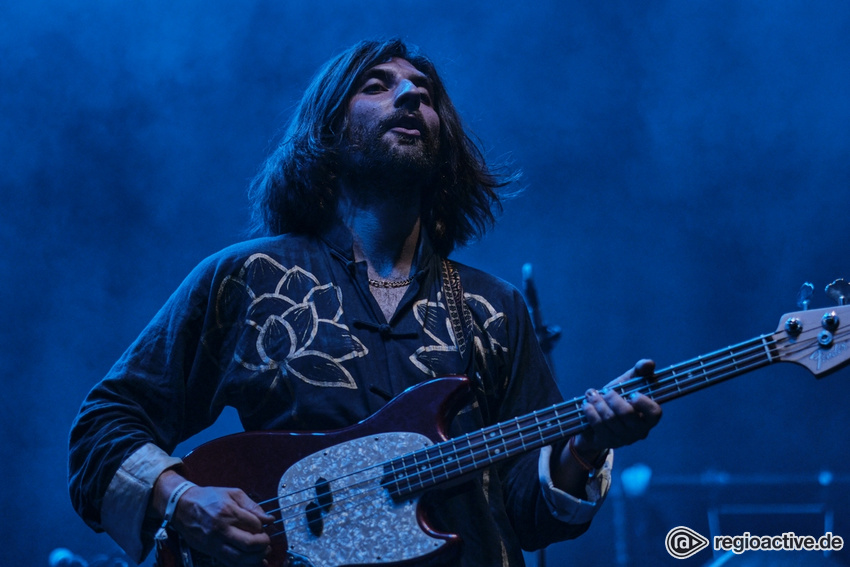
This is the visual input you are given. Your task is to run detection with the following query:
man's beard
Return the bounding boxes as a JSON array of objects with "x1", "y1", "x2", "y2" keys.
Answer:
[{"x1": 338, "y1": 111, "x2": 440, "y2": 196}]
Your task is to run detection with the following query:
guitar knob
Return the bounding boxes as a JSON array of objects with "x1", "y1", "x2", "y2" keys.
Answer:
[
  {"x1": 822, "y1": 311, "x2": 840, "y2": 331},
  {"x1": 785, "y1": 318, "x2": 803, "y2": 337}
]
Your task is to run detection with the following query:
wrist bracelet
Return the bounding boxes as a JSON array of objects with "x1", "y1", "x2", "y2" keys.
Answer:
[{"x1": 154, "y1": 480, "x2": 196, "y2": 541}]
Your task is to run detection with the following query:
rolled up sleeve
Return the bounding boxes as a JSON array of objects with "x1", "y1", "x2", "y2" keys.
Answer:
[
  {"x1": 537, "y1": 445, "x2": 613, "y2": 525},
  {"x1": 100, "y1": 443, "x2": 182, "y2": 562}
]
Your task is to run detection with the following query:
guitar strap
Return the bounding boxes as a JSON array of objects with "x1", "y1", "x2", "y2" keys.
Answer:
[
  {"x1": 441, "y1": 258, "x2": 475, "y2": 375},
  {"x1": 441, "y1": 258, "x2": 496, "y2": 436}
]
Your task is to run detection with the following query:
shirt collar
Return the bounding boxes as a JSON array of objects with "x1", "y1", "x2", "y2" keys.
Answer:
[{"x1": 320, "y1": 221, "x2": 437, "y2": 271}]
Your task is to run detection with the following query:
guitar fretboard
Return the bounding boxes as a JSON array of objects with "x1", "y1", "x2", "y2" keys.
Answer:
[{"x1": 383, "y1": 332, "x2": 779, "y2": 498}]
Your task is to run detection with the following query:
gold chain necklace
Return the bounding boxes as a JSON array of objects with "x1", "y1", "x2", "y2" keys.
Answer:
[{"x1": 368, "y1": 276, "x2": 415, "y2": 288}]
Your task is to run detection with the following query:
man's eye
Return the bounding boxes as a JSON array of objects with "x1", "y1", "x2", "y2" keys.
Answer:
[{"x1": 362, "y1": 83, "x2": 385, "y2": 93}]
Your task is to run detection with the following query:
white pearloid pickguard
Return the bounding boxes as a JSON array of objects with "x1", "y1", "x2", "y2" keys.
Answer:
[{"x1": 278, "y1": 432, "x2": 445, "y2": 566}]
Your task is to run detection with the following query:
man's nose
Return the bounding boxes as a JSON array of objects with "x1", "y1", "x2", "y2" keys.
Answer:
[{"x1": 394, "y1": 80, "x2": 421, "y2": 111}]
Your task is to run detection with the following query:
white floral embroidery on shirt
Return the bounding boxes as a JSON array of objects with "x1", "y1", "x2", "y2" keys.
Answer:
[
  {"x1": 215, "y1": 253, "x2": 368, "y2": 389},
  {"x1": 410, "y1": 291, "x2": 508, "y2": 376}
]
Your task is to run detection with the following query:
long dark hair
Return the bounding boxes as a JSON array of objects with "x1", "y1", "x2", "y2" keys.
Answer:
[{"x1": 248, "y1": 38, "x2": 517, "y2": 256}]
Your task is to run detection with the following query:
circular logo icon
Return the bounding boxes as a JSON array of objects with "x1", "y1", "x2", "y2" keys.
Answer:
[{"x1": 665, "y1": 526, "x2": 709, "y2": 559}]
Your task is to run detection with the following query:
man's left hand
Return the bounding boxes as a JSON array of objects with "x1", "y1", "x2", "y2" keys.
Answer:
[{"x1": 572, "y1": 358, "x2": 663, "y2": 457}]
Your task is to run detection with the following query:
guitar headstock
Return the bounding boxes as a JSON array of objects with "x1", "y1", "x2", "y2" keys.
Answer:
[{"x1": 774, "y1": 303, "x2": 850, "y2": 378}]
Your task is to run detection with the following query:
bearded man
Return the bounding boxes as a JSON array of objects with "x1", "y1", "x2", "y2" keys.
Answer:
[{"x1": 70, "y1": 39, "x2": 661, "y2": 567}]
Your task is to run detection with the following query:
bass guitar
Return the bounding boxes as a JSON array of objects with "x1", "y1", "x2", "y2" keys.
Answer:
[{"x1": 157, "y1": 302, "x2": 850, "y2": 567}]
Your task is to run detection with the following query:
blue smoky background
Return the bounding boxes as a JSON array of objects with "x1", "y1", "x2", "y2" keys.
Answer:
[{"x1": 2, "y1": 1, "x2": 848, "y2": 565}]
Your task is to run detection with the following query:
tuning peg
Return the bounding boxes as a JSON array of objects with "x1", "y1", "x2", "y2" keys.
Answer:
[
  {"x1": 796, "y1": 282, "x2": 814, "y2": 310},
  {"x1": 826, "y1": 279, "x2": 850, "y2": 306}
]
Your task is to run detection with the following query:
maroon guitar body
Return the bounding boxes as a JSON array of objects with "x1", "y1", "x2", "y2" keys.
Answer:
[
  {"x1": 157, "y1": 377, "x2": 474, "y2": 567},
  {"x1": 156, "y1": 303, "x2": 850, "y2": 567}
]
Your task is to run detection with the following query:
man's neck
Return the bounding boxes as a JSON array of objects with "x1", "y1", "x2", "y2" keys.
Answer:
[{"x1": 337, "y1": 185, "x2": 422, "y2": 280}]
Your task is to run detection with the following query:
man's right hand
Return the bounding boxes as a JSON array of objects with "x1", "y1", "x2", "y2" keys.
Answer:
[{"x1": 154, "y1": 470, "x2": 274, "y2": 567}]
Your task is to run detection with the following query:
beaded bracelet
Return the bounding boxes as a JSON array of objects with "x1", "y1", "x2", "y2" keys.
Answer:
[{"x1": 568, "y1": 436, "x2": 608, "y2": 473}]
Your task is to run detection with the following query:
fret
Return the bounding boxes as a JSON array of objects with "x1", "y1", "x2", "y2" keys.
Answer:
[
  {"x1": 443, "y1": 439, "x2": 458, "y2": 479},
  {"x1": 409, "y1": 451, "x2": 423, "y2": 491},
  {"x1": 538, "y1": 412, "x2": 551, "y2": 443},
  {"x1": 515, "y1": 416, "x2": 527, "y2": 452},
  {"x1": 533, "y1": 411, "x2": 546, "y2": 445},
  {"x1": 516, "y1": 415, "x2": 536, "y2": 455},
  {"x1": 645, "y1": 373, "x2": 658, "y2": 400},
  {"x1": 398, "y1": 454, "x2": 415, "y2": 493},
  {"x1": 728, "y1": 347, "x2": 741, "y2": 372},
  {"x1": 424, "y1": 449, "x2": 437, "y2": 485},
  {"x1": 575, "y1": 409, "x2": 588, "y2": 433},
  {"x1": 574, "y1": 399, "x2": 585, "y2": 432},
  {"x1": 428, "y1": 443, "x2": 449, "y2": 483},
  {"x1": 670, "y1": 367, "x2": 681, "y2": 394},
  {"x1": 696, "y1": 355, "x2": 708, "y2": 383},
  {"x1": 487, "y1": 426, "x2": 502, "y2": 461},
  {"x1": 542, "y1": 409, "x2": 559, "y2": 444},
  {"x1": 553, "y1": 408, "x2": 564, "y2": 439},
  {"x1": 509, "y1": 424, "x2": 519, "y2": 455},
  {"x1": 466, "y1": 433, "x2": 478, "y2": 471}
]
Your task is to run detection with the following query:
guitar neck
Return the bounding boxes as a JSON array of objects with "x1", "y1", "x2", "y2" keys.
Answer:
[{"x1": 384, "y1": 331, "x2": 780, "y2": 497}]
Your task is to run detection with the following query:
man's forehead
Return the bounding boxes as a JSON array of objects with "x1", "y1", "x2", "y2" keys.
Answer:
[{"x1": 360, "y1": 57, "x2": 431, "y2": 83}]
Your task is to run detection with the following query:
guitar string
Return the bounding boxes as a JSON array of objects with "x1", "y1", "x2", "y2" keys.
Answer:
[
  {"x1": 260, "y1": 325, "x2": 830, "y2": 534},
  {"x1": 260, "y1": 323, "x2": 842, "y2": 537}
]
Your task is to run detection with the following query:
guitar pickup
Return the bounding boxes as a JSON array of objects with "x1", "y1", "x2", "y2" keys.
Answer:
[{"x1": 305, "y1": 477, "x2": 333, "y2": 536}]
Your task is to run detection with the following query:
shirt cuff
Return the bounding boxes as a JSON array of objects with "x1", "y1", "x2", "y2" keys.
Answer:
[
  {"x1": 538, "y1": 444, "x2": 613, "y2": 525},
  {"x1": 101, "y1": 443, "x2": 183, "y2": 563}
]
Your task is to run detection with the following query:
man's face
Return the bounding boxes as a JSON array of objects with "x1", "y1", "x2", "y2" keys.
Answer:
[{"x1": 340, "y1": 58, "x2": 441, "y2": 184}]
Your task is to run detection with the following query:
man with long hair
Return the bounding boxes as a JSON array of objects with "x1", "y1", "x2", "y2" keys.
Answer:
[{"x1": 70, "y1": 39, "x2": 661, "y2": 566}]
